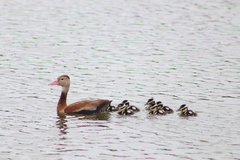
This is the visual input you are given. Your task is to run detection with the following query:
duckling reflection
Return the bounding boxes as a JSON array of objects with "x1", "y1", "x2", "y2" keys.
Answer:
[{"x1": 177, "y1": 104, "x2": 197, "y2": 116}]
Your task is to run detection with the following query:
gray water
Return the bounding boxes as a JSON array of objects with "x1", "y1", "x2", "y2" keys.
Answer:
[{"x1": 1, "y1": 0, "x2": 240, "y2": 159}]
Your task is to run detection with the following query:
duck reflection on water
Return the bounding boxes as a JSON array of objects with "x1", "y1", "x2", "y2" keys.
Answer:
[{"x1": 56, "y1": 112, "x2": 110, "y2": 135}]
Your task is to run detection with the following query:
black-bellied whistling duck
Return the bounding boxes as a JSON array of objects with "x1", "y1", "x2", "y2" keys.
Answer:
[{"x1": 49, "y1": 75, "x2": 112, "y2": 115}]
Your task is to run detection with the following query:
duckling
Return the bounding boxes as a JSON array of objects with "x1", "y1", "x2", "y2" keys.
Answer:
[
  {"x1": 148, "y1": 104, "x2": 157, "y2": 114},
  {"x1": 145, "y1": 99, "x2": 156, "y2": 110},
  {"x1": 155, "y1": 101, "x2": 163, "y2": 109},
  {"x1": 148, "y1": 104, "x2": 166, "y2": 115},
  {"x1": 177, "y1": 104, "x2": 197, "y2": 116},
  {"x1": 124, "y1": 101, "x2": 140, "y2": 112},
  {"x1": 156, "y1": 101, "x2": 174, "y2": 113},
  {"x1": 116, "y1": 103, "x2": 125, "y2": 110},
  {"x1": 122, "y1": 100, "x2": 129, "y2": 104},
  {"x1": 117, "y1": 107, "x2": 134, "y2": 115},
  {"x1": 117, "y1": 103, "x2": 134, "y2": 115},
  {"x1": 145, "y1": 98, "x2": 154, "y2": 106},
  {"x1": 105, "y1": 105, "x2": 117, "y2": 112}
]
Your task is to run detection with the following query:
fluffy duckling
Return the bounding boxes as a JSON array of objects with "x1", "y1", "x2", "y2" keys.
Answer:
[
  {"x1": 116, "y1": 103, "x2": 125, "y2": 110},
  {"x1": 148, "y1": 104, "x2": 166, "y2": 115},
  {"x1": 145, "y1": 98, "x2": 154, "y2": 105},
  {"x1": 105, "y1": 105, "x2": 117, "y2": 112},
  {"x1": 145, "y1": 98, "x2": 155, "y2": 110},
  {"x1": 124, "y1": 101, "x2": 140, "y2": 112},
  {"x1": 122, "y1": 100, "x2": 128, "y2": 104},
  {"x1": 156, "y1": 101, "x2": 174, "y2": 113},
  {"x1": 117, "y1": 107, "x2": 134, "y2": 115},
  {"x1": 177, "y1": 104, "x2": 197, "y2": 116},
  {"x1": 117, "y1": 103, "x2": 134, "y2": 115}
]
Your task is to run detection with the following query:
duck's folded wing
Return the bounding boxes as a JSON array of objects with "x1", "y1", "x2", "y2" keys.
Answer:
[{"x1": 64, "y1": 99, "x2": 111, "y2": 113}]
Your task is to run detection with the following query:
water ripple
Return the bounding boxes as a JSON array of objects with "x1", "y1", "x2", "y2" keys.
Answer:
[{"x1": 1, "y1": 0, "x2": 240, "y2": 159}]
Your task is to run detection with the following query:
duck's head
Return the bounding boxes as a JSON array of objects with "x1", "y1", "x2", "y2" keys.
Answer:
[
  {"x1": 177, "y1": 104, "x2": 188, "y2": 111},
  {"x1": 49, "y1": 75, "x2": 70, "y2": 87}
]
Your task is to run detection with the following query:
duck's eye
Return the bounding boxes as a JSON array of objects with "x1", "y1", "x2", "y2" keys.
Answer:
[{"x1": 60, "y1": 78, "x2": 64, "y2": 81}]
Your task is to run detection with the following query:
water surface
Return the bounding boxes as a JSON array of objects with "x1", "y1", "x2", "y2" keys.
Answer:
[{"x1": 0, "y1": 0, "x2": 240, "y2": 159}]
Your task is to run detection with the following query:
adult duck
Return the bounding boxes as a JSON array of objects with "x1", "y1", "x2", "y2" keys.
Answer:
[{"x1": 49, "y1": 75, "x2": 112, "y2": 115}]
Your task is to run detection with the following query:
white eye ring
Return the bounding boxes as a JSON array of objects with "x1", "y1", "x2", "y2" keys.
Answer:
[{"x1": 60, "y1": 78, "x2": 64, "y2": 81}]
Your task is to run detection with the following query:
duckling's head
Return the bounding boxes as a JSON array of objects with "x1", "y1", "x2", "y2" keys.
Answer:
[
  {"x1": 156, "y1": 101, "x2": 163, "y2": 106},
  {"x1": 149, "y1": 100, "x2": 156, "y2": 106},
  {"x1": 145, "y1": 98, "x2": 154, "y2": 105},
  {"x1": 122, "y1": 100, "x2": 128, "y2": 104},
  {"x1": 148, "y1": 97, "x2": 154, "y2": 102},
  {"x1": 177, "y1": 104, "x2": 188, "y2": 111},
  {"x1": 124, "y1": 102, "x2": 130, "y2": 106},
  {"x1": 117, "y1": 103, "x2": 125, "y2": 109}
]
